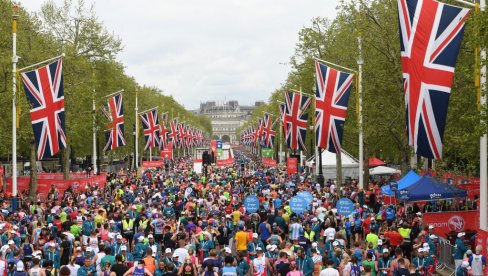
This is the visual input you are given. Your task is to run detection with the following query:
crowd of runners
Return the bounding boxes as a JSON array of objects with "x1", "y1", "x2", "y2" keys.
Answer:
[{"x1": 0, "y1": 149, "x2": 484, "y2": 276}]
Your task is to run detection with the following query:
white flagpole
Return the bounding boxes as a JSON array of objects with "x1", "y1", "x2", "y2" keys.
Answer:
[
  {"x1": 358, "y1": 35, "x2": 364, "y2": 190},
  {"x1": 12, "y1": 5, "x2": 18, "y2": 197},
  {"x1": 92, "y1": 88, "x2": 97, "y2": 174},
  {"x1": 135, "y1": 89, "x2": 139, "y2": 169},
  {"x1": 479, "y1": 0, "x2": 487, "y2": 231},
  {"x1": 149, "y1": 147, "x2": 152, "y2": 161}
]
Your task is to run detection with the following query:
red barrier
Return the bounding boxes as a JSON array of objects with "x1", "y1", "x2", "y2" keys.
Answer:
[
  {"x1": 423, "y1": 210, "x2": 479, "y2": 238},
  {"x1": 216, "y1": 158, "x2": 234, "y2": 167},
  {"x1": 6, "y1": 173, "x2": 107, "y2": 200},
  {"x1": 262, "y1": 158, "x2": 277, "y2": 167},
  {"x1": 141, "y1": 160, "x2": 164, "y2": 168}
]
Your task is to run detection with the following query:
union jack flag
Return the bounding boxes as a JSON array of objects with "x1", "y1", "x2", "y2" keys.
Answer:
[
  {"x1": 167, "y1": 120, "x2": 179, "y2": 149},
  {"x1": 398, "y1": 0, "x2": 469, "y2": 159},
  {"x1": 186, "y1": 126, "x2": 193, "y2": 148},
  {"x1": 284, "y1": 91, "x2": 311, "y2": 151},
  {"x1": 315, "y1": 61, "x2": 354, "y2": 153},
  {"x1": 102, "y1": 93, "x2": 126, "y2": 152},
  {"x1": 178, "y1": 123, "x2": 187, "y2": 148},
  {"x1": 21, "y1": 58, "x2": 67, "y2": 160},
  {"x1": 279, "y1": 103, "x2": 287, "y2": 141},
  {"x1": 255, "y1": 119, "x2": 265, "y2": 147},
  {"x1": 140, "y1": 109, "x2": 161, "y2": 150},
  {"x1": 261, "y1": 113, "x2": 276, "y2": 148},
  {"x1": 159, "y1": 120, "x2": 169, "y2": 150}
]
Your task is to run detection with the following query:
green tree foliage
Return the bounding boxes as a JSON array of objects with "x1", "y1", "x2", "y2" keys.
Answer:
[
  {"x1": 0, "y1": 0, "x2": 210, "y2": 179},
  {"x1": 243, "y1": 0, "x2": 487, "y2": 176}
]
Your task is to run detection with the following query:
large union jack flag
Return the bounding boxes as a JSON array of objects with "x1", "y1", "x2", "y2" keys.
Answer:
[
  {"x1": 140, "y1": 109, "x2": 161, "y2": 150},
  {"x1": 315, "y1": 61, "x2": 354, "y2": 153},
  {"x1": 167, "y1": 120, "x2": 179, "y2": 149},
  {"x1": 261, "y1": 113, "x2": 276, "y2": 148},
  {"x1": 284, "y1": 91, "x2": 311, "y2": 151},
  {"x1": 398, "y1": 0, "x2": 469, "y2": 159},
  {"x1": 102, "y1": 93, "x2": 126, "y2": 152},
  {"x1": 21, "y1": 58, "x2": 66, "y2": 160}
]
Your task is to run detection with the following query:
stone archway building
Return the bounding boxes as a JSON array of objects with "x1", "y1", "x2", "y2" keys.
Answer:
[{"x1": 193, "y1": 100, "x2": 263, "y2": 144}]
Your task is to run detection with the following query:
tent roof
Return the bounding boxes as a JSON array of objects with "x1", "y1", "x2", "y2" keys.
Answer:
[
  {"x1": 368, "y1": 156, "x2": 386, "y2": 167},
  {"x1": 316, "y1": 150, "x2": 358, "y2": 166},
  {"x1": 397, "y1": 176, "x2": 467, "y2": 202},
  {"x1": 381, "y1": 170, "x2": 420, "y2": 196},
  {"x1": 370, "y1": 166, "x2": 400, "y2": 175}
]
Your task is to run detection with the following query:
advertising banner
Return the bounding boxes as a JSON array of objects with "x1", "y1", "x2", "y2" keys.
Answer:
[
  {"x1": 262, "y1": 148, "x2": 274, "y2": 157},
  {"x1": 6, "y1": 173, "x2": 107, "y2": 199},
  {"x1": 141, "y1": 160, "x2": 164, "y2": 168},
  {"x1": 216, "y1": 158, "x2": 234, "y2": 167},
  {"x1": 423, "y1": 210, "x2": 479, "y2": 237},
  {"x1": 286, "y1": 158, "x2": 298, "y2": 175},
  {"x1": 262, "y1": 158, "x2": 277, "y2": 167},
  {"x1": 244, "y1": 195, "x2": 260, "y2": 213},
  {"x1": 160, "y1": 141, "x2": 173, "y2": 159}
]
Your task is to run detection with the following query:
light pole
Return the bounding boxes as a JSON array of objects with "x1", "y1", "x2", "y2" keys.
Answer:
[{"x1": 11, "y1": 4, "x2": 19, "y2": 198}]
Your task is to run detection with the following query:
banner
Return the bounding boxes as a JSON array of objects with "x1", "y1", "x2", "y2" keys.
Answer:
[
  {"x1": 336, "y1": 198, "x2": 355, "y2": 216},
  {"x1": 286, "y1": 157, "x2": 298, "y2": 175},
  {"x1": 141, "y1": 160, "x2": 164, "y2": 168},
  {"x1": 262, "y1": 158, "x2": 277, "y2": 167},
  {"x1": 160, "y1": 141, "x2": 173, "y2": 160},
  {"x1": 290, "y1": 196, "x2": 307, "y2": 214},
  {"x1": 244, "y1": 195, "x2": 260, "y2": 213},
  {"x1": 6, "y1": 173, "x2": 107, "y2": 199},
  {"x1": 262, "y1": 148, "x2": 274, "y2": 157},
  {"x1": 216, "y1": 158, "x2": 234, "y2": 167},
  {"x1": 423, "y1": 210, "x2": 479, "y2": 237}
]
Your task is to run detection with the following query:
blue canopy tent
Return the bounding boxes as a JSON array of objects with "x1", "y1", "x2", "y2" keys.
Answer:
[
  {"x1": 396, "y1": 175, "x2": 467, "y2": 202},
  {"x1": 382, "y1": 170, "x2": 421, "y2": 196}
]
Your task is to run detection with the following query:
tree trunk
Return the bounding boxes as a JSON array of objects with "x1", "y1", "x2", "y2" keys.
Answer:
[
  {"x1": 336, "y1": 151, "x2": 343, "y2": 191},
  {"x1": 28, "y1": 140, "x2": 38, "y2": 200}
]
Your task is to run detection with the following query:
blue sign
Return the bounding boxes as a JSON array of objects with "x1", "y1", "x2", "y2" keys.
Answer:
[
  {"x1": 390, "y1": 180, "x2": 398, "y2": 191},
  {"x1": 290, "y1": 196, "x2": 308, "y2": 214},
  {"x1": 336, "y1": 198, "x2": 355, "y2": 216},
  {"x1": 244, "y1": 195, "x2": 260, "y2": 213},
  {"x1": 274, "y1": 198, "x2": 282, "y2": 209},
  {"x1": 297, "y1": 191, "x2": 313, "y2": 205},
  {"x1": 217, "y1": 140, "x2": 223, "y2": 149}
]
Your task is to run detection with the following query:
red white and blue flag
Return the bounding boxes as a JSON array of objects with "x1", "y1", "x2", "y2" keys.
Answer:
[
  {"x1": 284, "y1": 91, "x2": 311, "y2": 151},
  {"x1": 261, "y1": 112, "x2": 276, "y2": 148},
  {"x1": 315, "y1": 61, "x2": 354, "y2": 153},
  {"x1": 21, "y1": 58, "x2": 67, "y2": 160},
  {"x1": 159, "y1": 120, "x2": 169, "y2": 150},
  {"x1": 140, "y1": 109, "x2": 161, "y2": 150},
  {"x1": 279, "y1": 103, "x2": 287, "y2": 142},
  {"x1": 398, "y1": 0, "x2": 469, "y2": 159},
  {"x1": 167, "y1": 120, "x2": 179, "y2": 149},
  {"x1": 102, "y1": 93, "x2": 126, "y2": 152},
  {"x1": 178, "y1": 123, "x2": 187, "y2": 148}
]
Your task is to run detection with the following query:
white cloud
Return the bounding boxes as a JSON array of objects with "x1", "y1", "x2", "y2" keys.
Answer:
[{"x1": 20, "y1": 0, "x2": 339, "y2": 109}]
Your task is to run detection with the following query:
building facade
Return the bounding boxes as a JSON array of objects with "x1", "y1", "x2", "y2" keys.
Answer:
[{"x1": 193, "y1": 101, "x2": 263, "y2": 144}]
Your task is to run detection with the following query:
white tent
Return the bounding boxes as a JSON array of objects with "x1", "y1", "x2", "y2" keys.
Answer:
[
  {"x1": 369, "y1": 165, "x2": 400, "y2": 175},
  {"x1": 310, "y1": 150, "x2": 359, "y2": 180}
]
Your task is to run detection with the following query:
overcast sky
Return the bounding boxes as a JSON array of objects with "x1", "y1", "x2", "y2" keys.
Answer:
[{"x1": 21, "y1": 0, "x2": 339, "y2": 110}]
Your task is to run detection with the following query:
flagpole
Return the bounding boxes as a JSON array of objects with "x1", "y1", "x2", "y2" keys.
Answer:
[
  {"x1": 135, "y1": 89, "x2": 139, "y2": 169},
  {"x1": 11, "y1": 4, "x2": 18, "y2": 197},
  {"x1": 92, "y1": 68, "x2": 97, "y2": 174},
  {"x1": 18, "y1": 53, "x2": 65, "y2": 72},
  {"x1": 479, "y1": 0, "x2": 487, "y2": 231},
  {"x1": 358, "y1": 34, "x2": 364, "y2": 190}
]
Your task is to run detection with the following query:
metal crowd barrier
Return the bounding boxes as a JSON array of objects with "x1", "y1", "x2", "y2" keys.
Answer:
[{"x1": 436, "y1": 237, "x2": 455, "y2": 276}]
